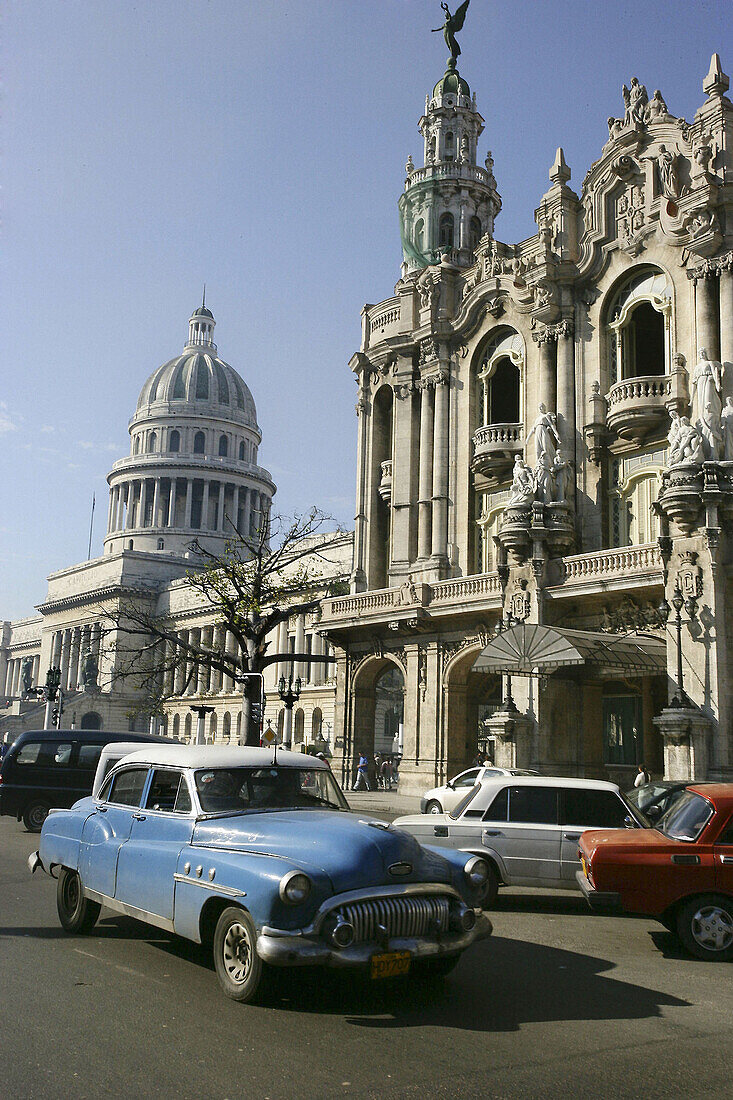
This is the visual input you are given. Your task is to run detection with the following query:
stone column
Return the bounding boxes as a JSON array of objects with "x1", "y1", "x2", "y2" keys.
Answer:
[
  {"x1": 53, "y1": 631, "x2": 63, "y2": 667},
  {"x1": 195, "y1": 629, "x2": 208, "y2": 694},
  {"x1": 719, "y1": 258, "x2": 733, "y2": 400},
  {"x1": 107, "y1": 489, "x2": 115, "y2": 533},
  {"x1": 59, "y1": 630, "x2": 71, "y2": 691},
  {"x1": 692, "y1": 269, "x2": 720, "y2": 362},
  {"x1": 125, "y1": 483, "x2": 135, "y2": 529},
  {"x1": 174, "y1": 631, "x2": 187, "y2": 695},
  {"x1": 537, "y1": 331, "x2": 557, "y2": 413},
  {"x1": 184, "y1": 480, "x2": 193, "y2": 527},
  {"x1": 201, "y1": 626, "x2": 214, "y2": 692},
  {"x1": 242, "y1": 487, "x2": 251, "y2": 539},
  {"x1": 431, "y1": 371, "x2": 450, "y2": 563},
  {"x1": 294, "y1": 614, "x2": 305, "y2": 681},
  {"x1": 417, "y1": 379, "x2": 435, "y2": 560},
  {"x1": 32, "y1": 654, "x2": 40, "y2": 686},
  {"x1": 201, "y1": 481, "x2": 210, "y2": 531},
  {"x1": 216, "y1": 483, "x2": 226, "y2": 532},
  {"x1": 168, "y1": 479, "x2": 177, "y2": 526},
  {"x1": 223, "y1": 631, "x2": 234, "y2": 692},
  {"x1": 275, "y1": 621, "x2": 288, "y2": 681},
  {"x1": 232, "y1": 485, "x2": 240, "y2": 533},
  {"x1": 152, "y1": 478, "x2": 161, "y2": 528},
  {"x1": 210, "y1": 625, "x2": 225, "y2": 694},
  {"x1": 68, "y1": 628, "x2": 81, "y2": 691},
  {"x1": 556, "y1": 321, "x2": 576, "y2": 454}
]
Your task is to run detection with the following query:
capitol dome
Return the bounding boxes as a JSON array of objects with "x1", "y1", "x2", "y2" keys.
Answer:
[{"x1": 104, "y1": 303, "x2": 275, "y2": 559}]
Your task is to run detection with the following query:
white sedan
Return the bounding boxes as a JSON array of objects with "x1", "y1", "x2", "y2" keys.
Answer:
[{"x1": 421, "y1": 766, "x2": 538, "y2": 814}]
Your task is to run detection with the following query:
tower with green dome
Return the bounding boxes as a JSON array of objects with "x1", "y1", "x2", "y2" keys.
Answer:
[{"x1": 398, "y1": 56, "x2": 502, "y2": 270}]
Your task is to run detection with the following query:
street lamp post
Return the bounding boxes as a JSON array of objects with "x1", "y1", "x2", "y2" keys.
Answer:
[
  {"x1": 277, "y1": 673, "x2": 302, "y2": 750},
  {"x1": 189, "y1": 704, "x2": 215, "y2": 745},
  {"x1": 659, "y1": 583, "x2": 697, "y2": 708},
  {"x1": 495, "y1": 614, "x2": 517, "y2": 712},
  {"x1": 44, "y1": 667, "x2": 62, "y2": 729}
]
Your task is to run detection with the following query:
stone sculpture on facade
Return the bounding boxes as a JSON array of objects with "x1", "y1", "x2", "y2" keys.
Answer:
[
  {"x1": 656, "y1": 145, "x2": 680, "y2": 199},
  {"x1": 507, "y1": 455, "x2": 534, "y2": 507},
  {"x1": 20, "y1": 657, "x2": 33, "y2": 699},
  {"x1": 691, "y1": 348, "x2": 722, "y2": 429},
  {"x1": 525, "y1": 403, "x2": 561, "y2": 464},
  {"x1": 552, "y1": 448, "x2": 572, "y2": 503},
  {"x1": 668, "y1": 415, "x2": 705, "y2": 466},
  {"x1": 648, "y1": 89, "x2": 669, "y2": 119},
  {"x1": 80, "y1": 647, "x2": 99, "y2": 693},
  {"x1": 721, "y1": 397, "x2": 733, "y2": 460},
  {"x1": 431, "y1": 1, "x2": 470, "y2": 61}
]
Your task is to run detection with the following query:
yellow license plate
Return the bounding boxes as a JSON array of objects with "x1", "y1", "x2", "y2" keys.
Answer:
[
  {"x1": 370, "y1": 951, "x2": 411, "y2": 979},
  {"x1": 581, "y1": 855, "x2": 587, "y2": 876}
]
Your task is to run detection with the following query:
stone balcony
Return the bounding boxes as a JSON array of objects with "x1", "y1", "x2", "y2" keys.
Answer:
[
  {"x1": 471, "y1": 423, "x2": 523, "y2": 477},
  {"x1": 606, "y1": 370, "x2": 688, "y2": 445},
  {"x1": 378, "y1": 460, "x2": 393, "y2": 503},
  {"x1": 364, "y1": 297, "x2": 404, "y2": 347}
]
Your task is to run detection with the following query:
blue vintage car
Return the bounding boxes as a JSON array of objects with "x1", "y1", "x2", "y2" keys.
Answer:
[{"x1": 30, "y1": 745, "x2": 492, "y2": 1002}]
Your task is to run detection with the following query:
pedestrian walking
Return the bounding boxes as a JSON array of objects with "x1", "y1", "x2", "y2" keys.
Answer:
[
  {"x1": 380, "y1": 755, "x2": 393, "y2": 791},
  {"x1": 353, "y1": 749, "x2": 370, "y2": 791},
  {"x1": 634, "y1": 764, "x2": 650, "y2": 787},
  {"x1": 374, "y1": 753, "x2": 382, "y2": 789}
]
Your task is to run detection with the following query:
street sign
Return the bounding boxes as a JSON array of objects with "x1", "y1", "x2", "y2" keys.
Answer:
[{"x1": 261, "y1": 726, "x2": 278, "y2": 746}]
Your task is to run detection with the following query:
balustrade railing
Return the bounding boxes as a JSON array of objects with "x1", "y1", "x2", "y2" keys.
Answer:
[
  {"x1": 368, "y1": 299, "x2": 401, "y2": 334},
  {"x1": 430, "y1": 573, "x2": 501, "y2": 602},
  {"x1": 606, "y1": 375, "x2": 672, "y2": 408},
  {"x1": 560, "y1": 543, "x2": 662, "y2": 581},
  {"x1": 472, "y1": 423, "x2": 523, "y2": 449},
  {"x1": 407, "y1": 163, "x2": 492, "y2": 187}
]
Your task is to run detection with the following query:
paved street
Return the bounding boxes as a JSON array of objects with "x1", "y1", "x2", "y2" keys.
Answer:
[{"x1": 1, "y1": 814, "x2": 731, "y2": 1100}]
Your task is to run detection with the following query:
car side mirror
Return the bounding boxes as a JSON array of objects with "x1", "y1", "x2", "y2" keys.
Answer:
[
  {"x1": 623, "y1": 814, "x2": 637, "y2": 829},
  {"x1": 645, "y1": 804, "x2": 662, "y2": 822},
  {"x1": 446, "y1": 780, "x2": 455, "y2": 790}
]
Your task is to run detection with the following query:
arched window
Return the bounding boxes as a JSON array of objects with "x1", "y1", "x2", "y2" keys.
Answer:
[
  {"x1": 133, "y1": 436, "x2": 141, "y2": 455},
  {"x1": 439, "y1": 212, "x2": 454, "y2": 250},
  {"x1": 157, "y1": 538, "x2": 165, "y2": 551},
  {"x1": 470, "y1": 216, "x2": 482, "y2": 251},
  {"x1": 311, "y1": 708, "x2": 323, "y2": 740},
  {"x1": 606, "y1": 269, "x2": 670, "y2": 383},
  {"x1": 294, "y1": 708, "x2": 305, "y2": 744},
  {"x1": 127, "y1": 539, "x2": 134, "y2": 550},
  {"x1": 209, "y1": 712, "x2": 217, "y2": 742},
  {"x1": 477, "y1": 330, "x2": 524, "y2": 427},
  {"x1": 169, "y1": 430, "x2": 180, "y2": 453},
  {"x1": 184, "y1": 713, "x2": 192, "y2": 743},
  {"x1": 222, "y1": 711, "x2": 231, "y2": 743},
  {"x1": 277, "y1": 710, "x2": 284, "y2": 738},
  {"x1": 374, "y1": 666, "x2": 404, "y2": 754},
  {"x1": 193, "y1": 431, "x2": 205, "y2": 454},
  {"x1": 80, "y1": 711, "x2": 101, "y2": 730},
  {"x1": 218, "y1": 434, "x2": 228, "y2": 457},
  {"x1": 172, "y1": 714, "x2": 180, "y2": 740},
  {"x1": 239, "y1": 441, "x2": 245, "y2": 461},
  {"x1": 147, "y1": 432, "x2": 157, "y2": 453},
  {"x1": 444, "y1": 131, "x2": 454, "y2": 161},
  {"x1": 236, "y1": 711, "x2": 242, "y2": 742},
  {"x1": 414, "y1": 218, "x2": 424, "y2": 253}
]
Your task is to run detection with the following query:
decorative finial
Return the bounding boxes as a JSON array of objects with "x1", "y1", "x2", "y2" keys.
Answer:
[
  {"x1": 549, "y1": 147, "x2": 571, "y2": 185},
  {"x1": 202, "y1": 283, "x2": 206, "y2": 309},
  {"x1": 431, "y1": 1, "x2": 471, "y2": 63},
  {"x1": 703, "y1": 52, "x2": 730, "y2": 99}
]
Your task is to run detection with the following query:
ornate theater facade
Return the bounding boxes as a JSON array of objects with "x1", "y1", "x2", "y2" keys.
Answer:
[{"x1": 321, "y1": 51, "x2": 733, "y2": 795}]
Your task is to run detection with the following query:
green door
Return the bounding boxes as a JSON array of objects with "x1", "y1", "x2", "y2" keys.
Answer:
[{"x1": 602, "y1": 695, "x2": 641, "y2": 766}]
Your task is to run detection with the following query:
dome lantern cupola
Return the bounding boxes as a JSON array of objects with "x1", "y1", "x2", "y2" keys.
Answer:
[{"x1": 187, "y1": 290, "x2": 216, "y2": 350}]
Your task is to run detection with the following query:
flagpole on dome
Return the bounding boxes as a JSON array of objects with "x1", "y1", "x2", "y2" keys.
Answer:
[{"x1": 87, "y1": 491, "x2": 96, "y2": 560}]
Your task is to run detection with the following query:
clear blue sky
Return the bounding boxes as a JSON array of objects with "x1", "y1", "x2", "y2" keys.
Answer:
[{"x1": 1, "y1": 0, "x2": 730, "y2": 620}]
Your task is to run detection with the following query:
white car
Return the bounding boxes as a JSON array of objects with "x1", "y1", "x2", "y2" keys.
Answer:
[
  {"x1": 421, "y1": 766, "x2": 538, "y2": 814},
  {"x1": 398, "y1": 775, "x2": 643, "y2": 906}
]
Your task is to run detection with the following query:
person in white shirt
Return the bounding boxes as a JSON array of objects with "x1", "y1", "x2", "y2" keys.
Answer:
[{"x1": 634, "y1": 764, "x2": 650, "y2": 788}]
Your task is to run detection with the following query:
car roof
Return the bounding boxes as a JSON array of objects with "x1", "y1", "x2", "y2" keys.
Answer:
[
  {"x1": 687, "y1": 783, "x2": 733, "y2": 805},
  {"x1": 115, "y1": 745, "x2": 329, "y2": 770},
  {"x1": 474, "y1": 775, "x2": 622, "y2": 792}
]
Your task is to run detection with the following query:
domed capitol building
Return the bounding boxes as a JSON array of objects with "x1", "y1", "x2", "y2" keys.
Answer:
[{"x1": 2, "y1": 21, "x2": 733, "y2": 794}]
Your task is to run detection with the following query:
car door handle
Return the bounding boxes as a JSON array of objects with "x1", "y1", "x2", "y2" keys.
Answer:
[
  {"x1": 483, "y1": 830, "x2": 502, "y2": 837},
  {"x1": 132, "y1": 813, "x2": 146, "y2": 821},
  {"x1": 97, "y1": 805, "x2": 107, "y2": 813},
  {"x1": 564, "y1": 833, "x2": 581, "y2": 842},
  {"x1": 720, "y1": 855, "x2": 733, "y2": 864}
]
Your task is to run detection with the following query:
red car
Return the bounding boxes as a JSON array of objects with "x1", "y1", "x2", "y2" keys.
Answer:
[{"x1": 577, "y1": 784, "x2": 733, "y2": 961}]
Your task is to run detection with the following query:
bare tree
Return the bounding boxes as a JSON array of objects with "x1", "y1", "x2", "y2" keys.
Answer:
[{"x1": 102, "y1": 508, "x2": 352, "y2": 744}]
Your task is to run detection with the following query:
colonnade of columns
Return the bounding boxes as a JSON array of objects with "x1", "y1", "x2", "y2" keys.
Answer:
[
  {"x1": 167, "y1": 625, "x2": 243, "y2": 698},
  {"x1": 688, "y1": 253, "x2": 733, "y2": 399},
  {"x1": 274, "y1": 614, "x2": 334, "y2": 686},
  {"x1": 2, "y1": 653, "x2": 41, "y2": 698},
  {"x1": 107, "y1": 477, "x2": 269, "y2": 537}
]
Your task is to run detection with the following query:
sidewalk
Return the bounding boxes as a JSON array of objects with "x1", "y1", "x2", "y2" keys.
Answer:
[{"x1": 346, "y1": 788, "x2": 421, "y2": 819}]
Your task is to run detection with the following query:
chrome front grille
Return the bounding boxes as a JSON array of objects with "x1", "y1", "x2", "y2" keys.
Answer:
[{"x1": 332, "y1": 895, "x2": 451, "y2": 943}]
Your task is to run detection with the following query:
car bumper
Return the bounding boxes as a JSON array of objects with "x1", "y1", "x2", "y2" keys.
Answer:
[
  {"x1": 419, "y1": 798, "x2": 428, "y2": 813},
  {"x1": 257, "y1": 910, "x2": 493, "y2": 968},
  {"x1": 575, "y1": 869, "x2": 621, "y2": 913}
]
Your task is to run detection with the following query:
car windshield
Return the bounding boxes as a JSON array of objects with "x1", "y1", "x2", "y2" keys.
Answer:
[
  {"x1": 626, "y1": 783, "x2": 675, "y2": 812},
  {"x1": 658, "y1": 790, "x2": 713, "y2": 842},
  {"x1": 194, "y1": 766, "x2": 349, "y2": 814}
]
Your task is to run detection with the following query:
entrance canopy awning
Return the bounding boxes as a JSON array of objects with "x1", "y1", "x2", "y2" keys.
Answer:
[{"x1": 472, "y1": 624, "x2": 667, "y2": 677}]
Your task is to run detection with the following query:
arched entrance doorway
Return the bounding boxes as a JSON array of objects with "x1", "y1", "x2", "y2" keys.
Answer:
[
  {"x1": 443, "y1": 647, "x2": 501, "y2": 778},
  {"x1": 349, "y1": 656, "x2": 405, "y2": 788},
  {"x1": 80, "y1": 711, "x2": 101, "y2": 730}
]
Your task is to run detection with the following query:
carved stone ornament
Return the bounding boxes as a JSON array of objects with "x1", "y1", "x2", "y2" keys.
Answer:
[
  {"x1": 394, "y1": 380, "x2": 415, "y2": 400},
  {"x1": 509, "y1": 580, "x2": 531, "y2": 622},
  {"x1": 419, "y1": 338, "x2": 439, "y2": 365},
  {"x1": 355, "y1": 397, "x2": 367, "y2": 416},
  {"x1": 676, "y1": 550, "x2": 703, "y2": 602}
]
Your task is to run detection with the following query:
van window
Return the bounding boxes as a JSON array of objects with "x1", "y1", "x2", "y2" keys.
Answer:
[
  {"x1": 53, "y1": 744, "x2": 73, "y2": 766},
  {"x1": 562, "y1": 788, "x2": 628, "y2": 828},
  {"x1": 508, "y1": 786, "x2": 560, "y2": 825},
  {"x1": 16, "y1": 742, "x2": 44, "y2": 766},
  {"x1": 78, "y1": 744, "x2": 103, "y2": 769},
  {"x1": 108, "y1": 767, "x2": 149, "y2": 808}
]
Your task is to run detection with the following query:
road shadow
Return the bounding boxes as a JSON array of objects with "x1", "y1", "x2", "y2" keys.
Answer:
[
  {"x1": 649, "y1": 928, "x2": 733, "y2": 963},
  {"x1": 489, "y1": 891, "x2": 649, "y2": 920}
]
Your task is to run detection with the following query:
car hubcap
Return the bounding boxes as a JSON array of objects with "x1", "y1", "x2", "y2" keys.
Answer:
[
  {"x1": 690, "y1": 905, "x2": 733, "y2": 952},
  {"x1": 223, "y1": 921, "x2": 251, "y2": 984},
  {"x1": 429, "y1": 804, "x2": 441, "y2": 814},
  {"x1": 29, "y1": 806, "x2": 46, "y2": 829},
  {"x1": 65, "y1": 875, "x2": 79, "y2": 913}
]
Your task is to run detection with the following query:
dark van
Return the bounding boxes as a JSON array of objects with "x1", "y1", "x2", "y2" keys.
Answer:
[{"x1": 0, "y1": 730, "x2": 173, "y2": 831}]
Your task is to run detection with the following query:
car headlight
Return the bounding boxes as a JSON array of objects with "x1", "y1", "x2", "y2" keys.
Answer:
[
  {"x1": 464, "y1": 855, "x2": 489, "y2": 888},
  {"x1": 279, "y1": 870, "x2": 312, "y2": 905}
]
